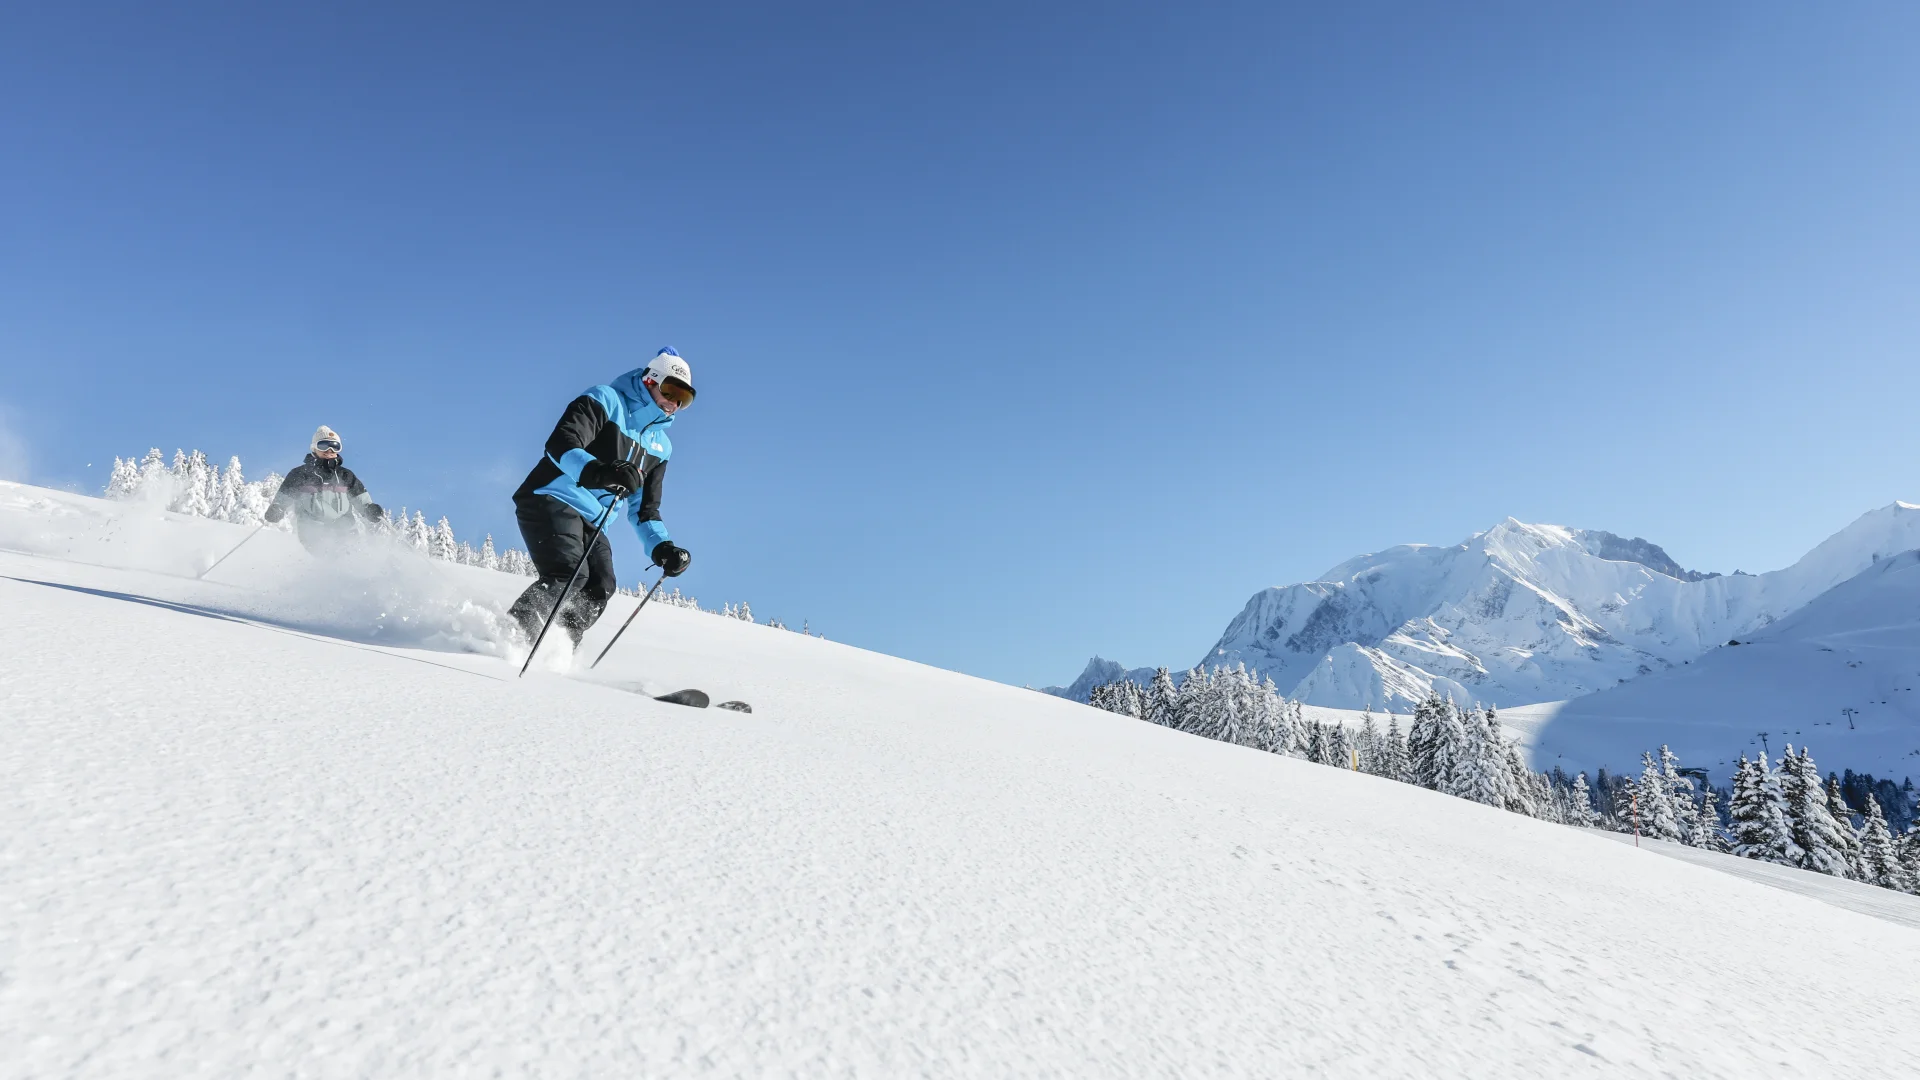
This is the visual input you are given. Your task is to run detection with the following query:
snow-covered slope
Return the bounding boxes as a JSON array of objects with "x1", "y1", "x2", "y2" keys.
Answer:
[
  {"x1": 7, "y1": 481, "x2": 1920, "y2": 1075},
  {"x1": 1199, "y1": 504, "x2": 1920, "y2": 710},
  {"x1": 1521, "y1": 548, "x2": 1920, "y2": 782}
]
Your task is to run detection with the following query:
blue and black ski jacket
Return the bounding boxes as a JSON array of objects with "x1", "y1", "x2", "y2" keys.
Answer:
[{"x1": 513, "y1": 368, "x2": 675, "y2": 553}]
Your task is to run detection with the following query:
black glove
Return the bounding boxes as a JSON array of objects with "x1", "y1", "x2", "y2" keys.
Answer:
[
  {"x1": 651, "y1": 541, "x2": 691, "y2": 577},
  {"x1": 263, "y1": 505, "x2": 285, "y2": 524},
  {"x1": 579, "y1": 458, "x2": 643, "y2": 497},
  {"x1": 360, "y1": 503, "x2": 386, "y2": 522}
]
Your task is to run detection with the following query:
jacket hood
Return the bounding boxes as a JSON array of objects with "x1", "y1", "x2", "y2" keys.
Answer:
[
  {"x1": 303, "y1": 453, "x2": 346, "y2": 469},
  {"x1": 610, "y1": 367, "x2": 679, "y2": 430}
]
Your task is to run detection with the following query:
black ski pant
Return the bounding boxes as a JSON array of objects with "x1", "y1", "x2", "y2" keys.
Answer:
[{"x1": 507, "y1": 494, "x2": 618, "y2": 645}]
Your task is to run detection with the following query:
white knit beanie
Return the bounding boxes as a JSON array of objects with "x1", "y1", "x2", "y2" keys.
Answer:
[{"x1": 311, "y1": 425, "x2": 341, "y2": 453}]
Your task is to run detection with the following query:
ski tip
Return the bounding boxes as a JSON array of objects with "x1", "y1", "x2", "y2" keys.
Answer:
[
  {"x1": 654, "y1": 688, "x2": 710, "y2": 708},
  {"x1": 715, "y1": 700, "x2": 753, "y2": 713}
]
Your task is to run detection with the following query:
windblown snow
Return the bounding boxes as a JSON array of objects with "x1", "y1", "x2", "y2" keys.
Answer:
[{"x1": 5, "y1": 481, "x2": 1919, "y2": 1076}]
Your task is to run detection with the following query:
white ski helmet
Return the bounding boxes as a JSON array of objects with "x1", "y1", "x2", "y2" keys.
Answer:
[
  {"x1": 310, "y1": 425, "x2": 342, "y2": 454},
  {"x1": 642, "y1": 347, "x2": 696, "y2": 407}
]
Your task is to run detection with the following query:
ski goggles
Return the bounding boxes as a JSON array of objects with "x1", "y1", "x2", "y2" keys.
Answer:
[
  {"x1": 315, "y1": 439, "x2": 342, "y2": 452},
  {"x1": 656, "y1": 377, "x2": 696, "y2": 409}
]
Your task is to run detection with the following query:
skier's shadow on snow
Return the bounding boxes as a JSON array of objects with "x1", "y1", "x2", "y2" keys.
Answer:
[{"x1": 7, "y1": 577, "x2": 255, "y2": 626}]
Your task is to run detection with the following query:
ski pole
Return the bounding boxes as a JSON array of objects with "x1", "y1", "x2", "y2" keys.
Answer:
[
  {"x1": 198, "y1": 524, "x2": 266, "y2": 580},
  {"x1": 589, "y1": 570, "x2": 668, "y2": 670},
  {"x1": 518, "y1": 498, "x2": 619, "y2": 678}
]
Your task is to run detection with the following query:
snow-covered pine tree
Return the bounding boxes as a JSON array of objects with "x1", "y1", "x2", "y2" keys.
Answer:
[
  {"x1": 1326, "y1": 721, "x2": 1353, "y2": 770},
  {"x1": 1300, "y1": 720, "x2": 1325, "y2": 765},
  {"x1": 1088, "y1": 682, "x2": 1114, "y2": 714},
  {"x1": 1379, "y1": 715, "x2": 1411, "y2": 783},
  {"x1": 480, "y1": 535, "x2": 499, "y2": 571},
  {"x1": 1695, "y1": 786, "x2": 1729, "y2": 851},
  {"x1": 1407, "y1": 696, "x2": 1440, "y2": 787},
  {"x1": 104, "y1": 457, "x2": 140, "y2": 499},
  {"x1": 404, "y1": 511, "x2": 431, "y2": 552},
  {"x1": 1546, "y1": 782, "x2": 1572, "y2": 825},
  {"x1": 166, "y1": 450, "x2": 190, "y2": 511},
  {"x1": 1728, "y1": 754, "x2": 1796, "y2": 864},
  {"x1": 1781, "y1": 746, "x2": 1853, "y2": 878},
  {"x1": 1210, "y1": 666, "x2": 1253, "y2": 746},
  {"x1": 1145, "y1": 668, "x2": 1179, "y2": 730},
  {"x1": 1208, "y1": 669, "x2": 1238, "y2": 743},
  {"x1": 1527, "y1": 771, "x2": 1555, "y2": 822},
  {"x1": 1428, "y1": 698, "x2": 1466, "y2": 793},
  {"x1": 737, "y1": 602, "x2": 754, "y2": 623},
  {"x1": 1448, "y1": 708, "x2": 1499, "y2": 806},
  {"x1": 1091, "y1": 680, "x2": 1142, "y2": 720},
  {"x1": 1492, "y1": 710, "x2": 1534, "y2": 816},
  {"x1": 136, "y1": 448, "x2": 168, "y2": 498},
  {"x1": 1244, "y1": 676, "x2": 1278, "y2": 751},
  {"x1": 1568, "y1": 773, "x2": 1599, "y2": 828},
  {"x1": 195, "y1": 452, "x2": 219, "y2": 517},
  {"x1": 1898, "y1": 826, "x2": 1920, "y2": 895},
  {"x1": 1244, "y1": 671, "x2": 1271, "y2": 749},
  {"x1": 246, "y1": 471, "x2": 279, "y2": 524},
  {"x1": 430, "y1": 518, "x2": 458, "y2": 562},
  {"x1": 1824, "y1": 774, "x2": 1865, "y2": 878},
  {"x1": 1197, "y1": 668, "x2": 1226, "y2": 738},
  {"x1": 1173, "y1": 667, "x2": 1209, "y2": 735},
  {"x1": 1858, "y1": 795, "x2": 1908, "y2": 891},
  {"x1": 1263, "y1": 681, "x2": 1300, "y2": 756},
  {"x1": 1355, "y1": 709, "x2": 1380, "y2": 774},
  {"x1": 1656, "y1": 746, "x2": 1701, "y2": 846},
  {"x1": 206, "y1": 459, "x2": 233, "y2": 522},
  {"x1": 1635, "y1": 751, "x2": 1682, "y2": 842},
  {"x1": 1234, "y1": 669, "x2": 1270, "y2": 747},
  {"x1": 168, "y1": 450, "x2": 215, "y2": 518},
  {"x1": 211, "y1": 456, "x2": 242, "y2": 522}
]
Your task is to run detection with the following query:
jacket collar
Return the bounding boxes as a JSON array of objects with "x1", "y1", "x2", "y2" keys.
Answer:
[
  {"x1": 304, "y1": 453, "x2": 345, "y2": 470},
  {"x1": 612, "y1": 367, "x2": 677, "y2": 431}
]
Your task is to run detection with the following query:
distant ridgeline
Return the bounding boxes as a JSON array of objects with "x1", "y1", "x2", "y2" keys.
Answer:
[
  {"x1": 1088, "y1": 667, "x2": 1920, "y2": 899},
  {"x1": 103, "y1": 448, "x2": 818, "y2": 633}
]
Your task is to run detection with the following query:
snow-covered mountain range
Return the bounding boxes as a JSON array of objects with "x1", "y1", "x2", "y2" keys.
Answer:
[
  {"x1": 1520, "y1": 545, "x2": 1920, "y2": 779},
  {"x1": 1051, "y1": 503, "x2": 1920, "y2": 713}
]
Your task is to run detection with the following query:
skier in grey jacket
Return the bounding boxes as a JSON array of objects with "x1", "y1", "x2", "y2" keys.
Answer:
[{"x1": 266, "y1": 425, "x2": 385, "y2": 554}]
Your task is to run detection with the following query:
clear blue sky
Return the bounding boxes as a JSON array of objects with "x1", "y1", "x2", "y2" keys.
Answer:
[{"x1": 3, "y1": 2, "x2": 1918, "y2": 687}]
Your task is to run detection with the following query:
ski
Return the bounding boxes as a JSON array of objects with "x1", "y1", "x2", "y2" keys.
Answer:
[
  {"x1": 651, "y1": 690, "x2": 752, "y2": 712},
  {"x1": 581, "y1": 681, "x2": 751, "y2": 712}
]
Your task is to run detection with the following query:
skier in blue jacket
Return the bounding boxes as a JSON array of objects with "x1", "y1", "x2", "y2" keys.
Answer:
[{"x1": 508, "y1": 348, "x2": 696, "y2": 645}]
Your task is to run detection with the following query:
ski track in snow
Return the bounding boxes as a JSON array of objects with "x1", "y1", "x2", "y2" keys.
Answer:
[{"x1": 4, "y1": 485, "x2": 1920, "y2": 1076}]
